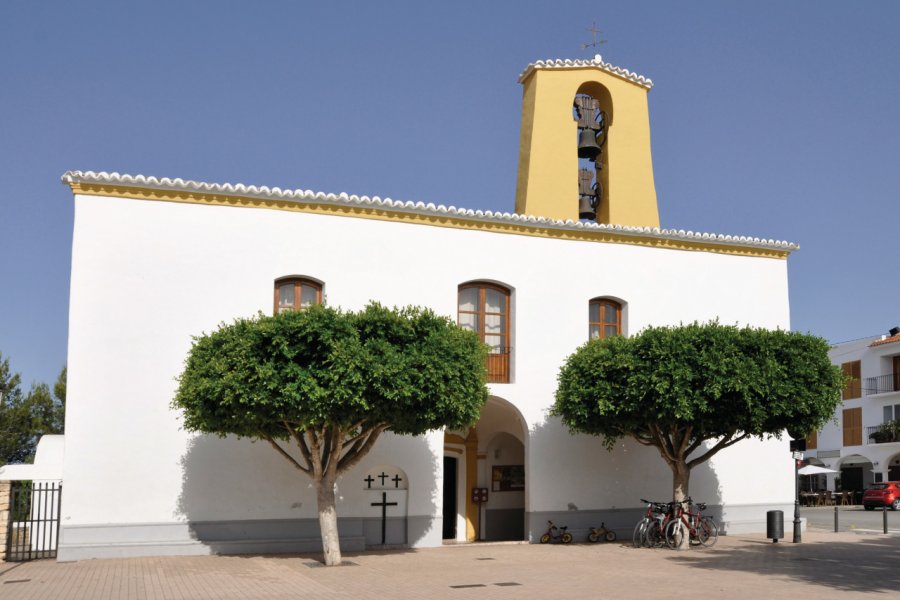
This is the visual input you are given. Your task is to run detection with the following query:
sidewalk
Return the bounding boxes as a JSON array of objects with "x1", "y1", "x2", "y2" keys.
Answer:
[{"x1": 2, "y1": 531, "x2": 897, "y2": 599}]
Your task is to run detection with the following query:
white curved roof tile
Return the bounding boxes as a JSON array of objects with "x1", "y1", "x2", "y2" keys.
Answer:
[
  {"x1": 61, "y1": 170, "x2": 798, "y2": 252},
  {"x1": 518, "y1": 54, "x2": 654, "y2": 89}
]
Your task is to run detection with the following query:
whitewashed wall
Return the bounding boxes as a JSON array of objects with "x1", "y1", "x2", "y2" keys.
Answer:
[{"x1": 62, "y1": 193, "x2": 794, "y2": 558}]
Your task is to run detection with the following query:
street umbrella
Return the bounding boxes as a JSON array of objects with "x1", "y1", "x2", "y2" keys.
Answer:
[
  {"x1": 798, "y1": 464, "x2": 838, "y2": 493},
  {"x1": 798, "y1": 465, "x2": 838, "y2": 475}
]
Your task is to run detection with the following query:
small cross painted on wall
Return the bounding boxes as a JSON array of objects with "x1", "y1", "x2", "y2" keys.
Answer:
[
  {"x1": 392, "y1": 474, "x2": 403, "y2": 488},
  {"x1": 364, "y1": 475, "x2": 375, "y2": 488},
  {"x1": 378, "y1": 472, "x2": 389, "y2": 485}
]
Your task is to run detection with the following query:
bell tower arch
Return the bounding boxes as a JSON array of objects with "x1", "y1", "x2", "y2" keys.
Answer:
[{"x1": 514, "y1": 56, "x2": 660, "y2": 228}]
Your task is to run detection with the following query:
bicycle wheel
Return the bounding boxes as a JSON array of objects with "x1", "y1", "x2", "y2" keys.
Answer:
[
  {"x1": 561, "y1": 532, "x2": 573, "y2": 544},
  {"x1": 632, "y1": 519, "x2": 648, "y2": 548},
  {"x1": 604, "y1": 530, "x2": 617, "y2": 542},
  {"x1": 644, "y1": 519, "x2": 663, "y2": 548},
  {"x1": 540, "y1": 533, "x2": 551, "y2": 544},
  {"x1": 588, "y1": 532, "x2": 599, "y2": 543},
  {"x1": 697, "y1": 517, "x2": 718, "y2": 548},
  {"x1": 664, "y1": 519, "x2": 686, "y2": 549}
]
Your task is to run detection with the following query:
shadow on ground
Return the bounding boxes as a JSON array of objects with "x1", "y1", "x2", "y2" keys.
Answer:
[{"x1": 668, "y1": 535, "x2": 900, "y2": 594}]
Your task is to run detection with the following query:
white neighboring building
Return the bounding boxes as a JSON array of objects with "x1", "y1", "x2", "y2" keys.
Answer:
[
  {"x1": 57, "y1": 57, "x2": 801, "y2": 560},
  {"x1": 807, "y1": 328, "x2": 900, "y2": 491},
  {"x1": 0, "y1": 435, "x2": 64, "y2": 482}
]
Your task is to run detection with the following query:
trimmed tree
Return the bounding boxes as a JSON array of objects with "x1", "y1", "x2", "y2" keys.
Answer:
[
  {"x1": 173, "y1": 303, "x2": 488, "y2": 565},
  {"x1": 553, "y1": 322, "x2": 843, "y2": 502}
]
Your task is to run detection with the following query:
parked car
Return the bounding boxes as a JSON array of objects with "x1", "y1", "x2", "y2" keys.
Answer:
[{"x1": 862, "y1": 482, "x2": 900, "y2": 510}]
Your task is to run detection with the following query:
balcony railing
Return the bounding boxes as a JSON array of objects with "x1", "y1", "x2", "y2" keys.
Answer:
[
  {"x1": 486, "y1": 348, "x2": 511, "y2": 384},
  {"x1": 864, "y1": 373, "x2": 900, "y2": 395},
  {"x1": 866, "y1": 423, "x2": 900, "y2": 445}
]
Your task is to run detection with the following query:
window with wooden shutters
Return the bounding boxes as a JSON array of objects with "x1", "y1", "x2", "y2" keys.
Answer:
[
  {"x1": 841, "y1": 361, "x2": 861, "y2": 400},
  {"x1": 806, "y1": 430, "x2": 818, "y2": 450},
  {"x1": 274, "y1": 277, "x2": 322, "y2": 314},
  {"x1": 842, "y1": 407, "x2": 862, "y2": 447},
  {"x1": 588, "y1": 298, "x2": 622, "y2": 340},
  {"x1": 458, "y1": 283, "x2": 511, "y2": 383}
]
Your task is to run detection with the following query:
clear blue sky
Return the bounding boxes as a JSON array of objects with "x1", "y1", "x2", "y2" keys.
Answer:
[{"x1": 1, "y1": 1, "x2": 898, "y2": 390}]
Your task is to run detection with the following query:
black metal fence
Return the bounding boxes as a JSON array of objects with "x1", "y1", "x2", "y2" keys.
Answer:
[
  {"x1": 864, "y1": 373, "x2": 900, "y2": 395},
  {"x1": 5, "y1": 481, "x2": 62, "y2": 561}
]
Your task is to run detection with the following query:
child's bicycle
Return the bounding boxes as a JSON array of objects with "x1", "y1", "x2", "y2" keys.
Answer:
[
  {"x1": 587, "y1": 522, "x2": 616, "y2": 543},
  {"x1": 539, "y1": 520, "x2": 573, "y2": 544}
]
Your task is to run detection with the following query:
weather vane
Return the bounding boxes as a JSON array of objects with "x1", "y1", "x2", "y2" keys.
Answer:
[{"x1": 581, "y1": 22, "x2": 608, "y2": 51}]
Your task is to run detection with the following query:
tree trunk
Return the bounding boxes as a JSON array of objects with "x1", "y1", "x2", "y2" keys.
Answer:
[
  {"x1": 670, "y1": 460, "x2": 691, "y2": 550},
  {"x1": 316, "y1": 476, "x2": 342, "y2": 566},
  {"x1": 671, "y1": 460, "x2": 690, "y2": 503}
]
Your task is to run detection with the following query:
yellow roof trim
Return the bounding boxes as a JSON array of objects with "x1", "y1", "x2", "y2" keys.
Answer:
[{"x1": 66, "y1": 180, "x2": 792, "y2": 260}]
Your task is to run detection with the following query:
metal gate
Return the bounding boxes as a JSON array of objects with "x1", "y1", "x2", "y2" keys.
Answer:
[{"x1": 5, "y1": 481, "x2": 62, "y2": 561}]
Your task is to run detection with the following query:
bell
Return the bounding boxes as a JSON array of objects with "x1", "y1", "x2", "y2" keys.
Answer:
[
  {"x1": 577, "y1": 128, "x2": 602, "y2": 160},
  {"x1": 578, "y1": 194, "x2": 597, "y2": 220}
]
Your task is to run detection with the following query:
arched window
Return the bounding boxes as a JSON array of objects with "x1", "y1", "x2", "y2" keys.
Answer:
[
  {"x1": 458, "y1": 283, "x2": 511, "y2": 383},
  {"x1": 274, "y1": 277, "x2": 322, "y2": 314},
  {"x1": 589, "y1": 298, "x2": 621, "y2": 340}
]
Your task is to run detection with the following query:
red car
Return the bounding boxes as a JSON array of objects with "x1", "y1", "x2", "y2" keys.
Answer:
[{"x1": 862, "y1": 482, "x2": 900, "y2": 510}]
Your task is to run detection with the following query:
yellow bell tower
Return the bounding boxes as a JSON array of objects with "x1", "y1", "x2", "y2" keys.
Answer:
[{"x1": 514, "y1": 56, "x2": 660, "y2": 228}]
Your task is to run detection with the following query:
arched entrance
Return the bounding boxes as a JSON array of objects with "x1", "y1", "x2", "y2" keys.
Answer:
[
  {"x1": 888, "y1": 452, "x2": 900, "y2": 481},
  {"x1": 836, "y1": 454, "x2": 875, "y2": 495},
  {"x1": 443, "y1": 396, "x2": 527, "y2": 542}
]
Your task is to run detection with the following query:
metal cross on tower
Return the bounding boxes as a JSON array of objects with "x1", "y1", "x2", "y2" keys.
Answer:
[{"x1": 581, "y1": 22, "x2": 608, "y2": 50}]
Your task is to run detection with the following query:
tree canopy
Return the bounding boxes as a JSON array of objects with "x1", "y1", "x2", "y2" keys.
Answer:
[
  {"x1": 174, "y1": 302, "x2": 488, "y2": 565},
  {"x1": 0, "y1": 354, "x2": 66, "y2": 465},
  {"x1": 553, "y1": 322, "x2": 843, "y2": 501}
]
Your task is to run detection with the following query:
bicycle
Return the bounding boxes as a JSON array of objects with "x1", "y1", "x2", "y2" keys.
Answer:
[
  {"x1": 664, "y1": 498, "x2": 718, "y2": 549},
  {"x1": 642, "y1": 500, "x2": 679, "y2": 548},
  {"x1": 633, "y1": 499, "x2": 669, "y2": 548},
  {"x1": 540, "y1": 520, "x2": 573, "y2": 544},
  {"x1": 587, "y1": 522, "x2": 617, "y2": 543}
]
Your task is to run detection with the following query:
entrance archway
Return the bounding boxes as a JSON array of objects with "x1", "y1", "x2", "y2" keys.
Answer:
[
  {"x1": 836, "y1": 454, "x2": 875, "y2": 495},
  {"x1": 442, "y1": 396, "x2": 527, "y2": 542}
]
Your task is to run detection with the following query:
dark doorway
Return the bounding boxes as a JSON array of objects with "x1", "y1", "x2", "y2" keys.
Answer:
[
  {"x1": 889, "y1": 465, "x2": 900, "y2": 481},
  {"x1": 841, "y1": 466, "x2": 863, "y2": 492},
  {"x1": 442, "y1": 456, "x2": 458, "y2": 539}
]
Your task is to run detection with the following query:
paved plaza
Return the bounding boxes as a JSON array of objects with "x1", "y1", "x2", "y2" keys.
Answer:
[{"x1": 2, "y1": 530, "x2": 898, "y2": 599}]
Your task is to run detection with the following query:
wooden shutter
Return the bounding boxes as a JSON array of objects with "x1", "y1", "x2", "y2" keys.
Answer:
[
  {"x1": 842, "y1": 361, "x2": 861, "y2": 400},
  {"x1": 893, "y1": 356, "x2": 900, "y2": 393},
  {"x1": 806, "y1": 430, "x2": 818, "y2": 450},
  {"x1": 842, "y1": 407, "x2": 862, "y2": 447}
]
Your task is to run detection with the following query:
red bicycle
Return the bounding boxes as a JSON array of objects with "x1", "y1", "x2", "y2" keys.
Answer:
[
  {"x1": 633, "y1": 499, "x2": 670, "y2": 548},
  {"x1": 664, "y1": 498, "x2": 718, "y2": 549}
]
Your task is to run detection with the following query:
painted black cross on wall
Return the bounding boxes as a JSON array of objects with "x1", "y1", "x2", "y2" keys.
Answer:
[{"x1": 371, "y1": 492, "x2": 398, "y2": 545}]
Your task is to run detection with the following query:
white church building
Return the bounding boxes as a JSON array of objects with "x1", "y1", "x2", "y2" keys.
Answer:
[{"x1": 58, "y1": 56, "x2": 799, "y2": 560}]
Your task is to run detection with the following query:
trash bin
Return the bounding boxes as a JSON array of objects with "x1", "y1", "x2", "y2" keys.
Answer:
[{"x1": 766, "y1": 510, "x2": 784, "y2": 542}]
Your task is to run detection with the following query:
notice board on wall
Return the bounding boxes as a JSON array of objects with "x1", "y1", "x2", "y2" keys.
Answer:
[{"x1": 491, "y1": 465, "x2": 525, "y2": 492}]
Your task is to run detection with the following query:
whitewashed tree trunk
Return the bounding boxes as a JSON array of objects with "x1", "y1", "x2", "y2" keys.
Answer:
[
  {"x1": 671, "y1": 461, "x2": 690, "y2": 550},
  {"x1": 672, "y1": 461, "x2": 690, "y2": 503},
  {"x1": 316, "y1": 476, "x2": 342, "y2": 566}
]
